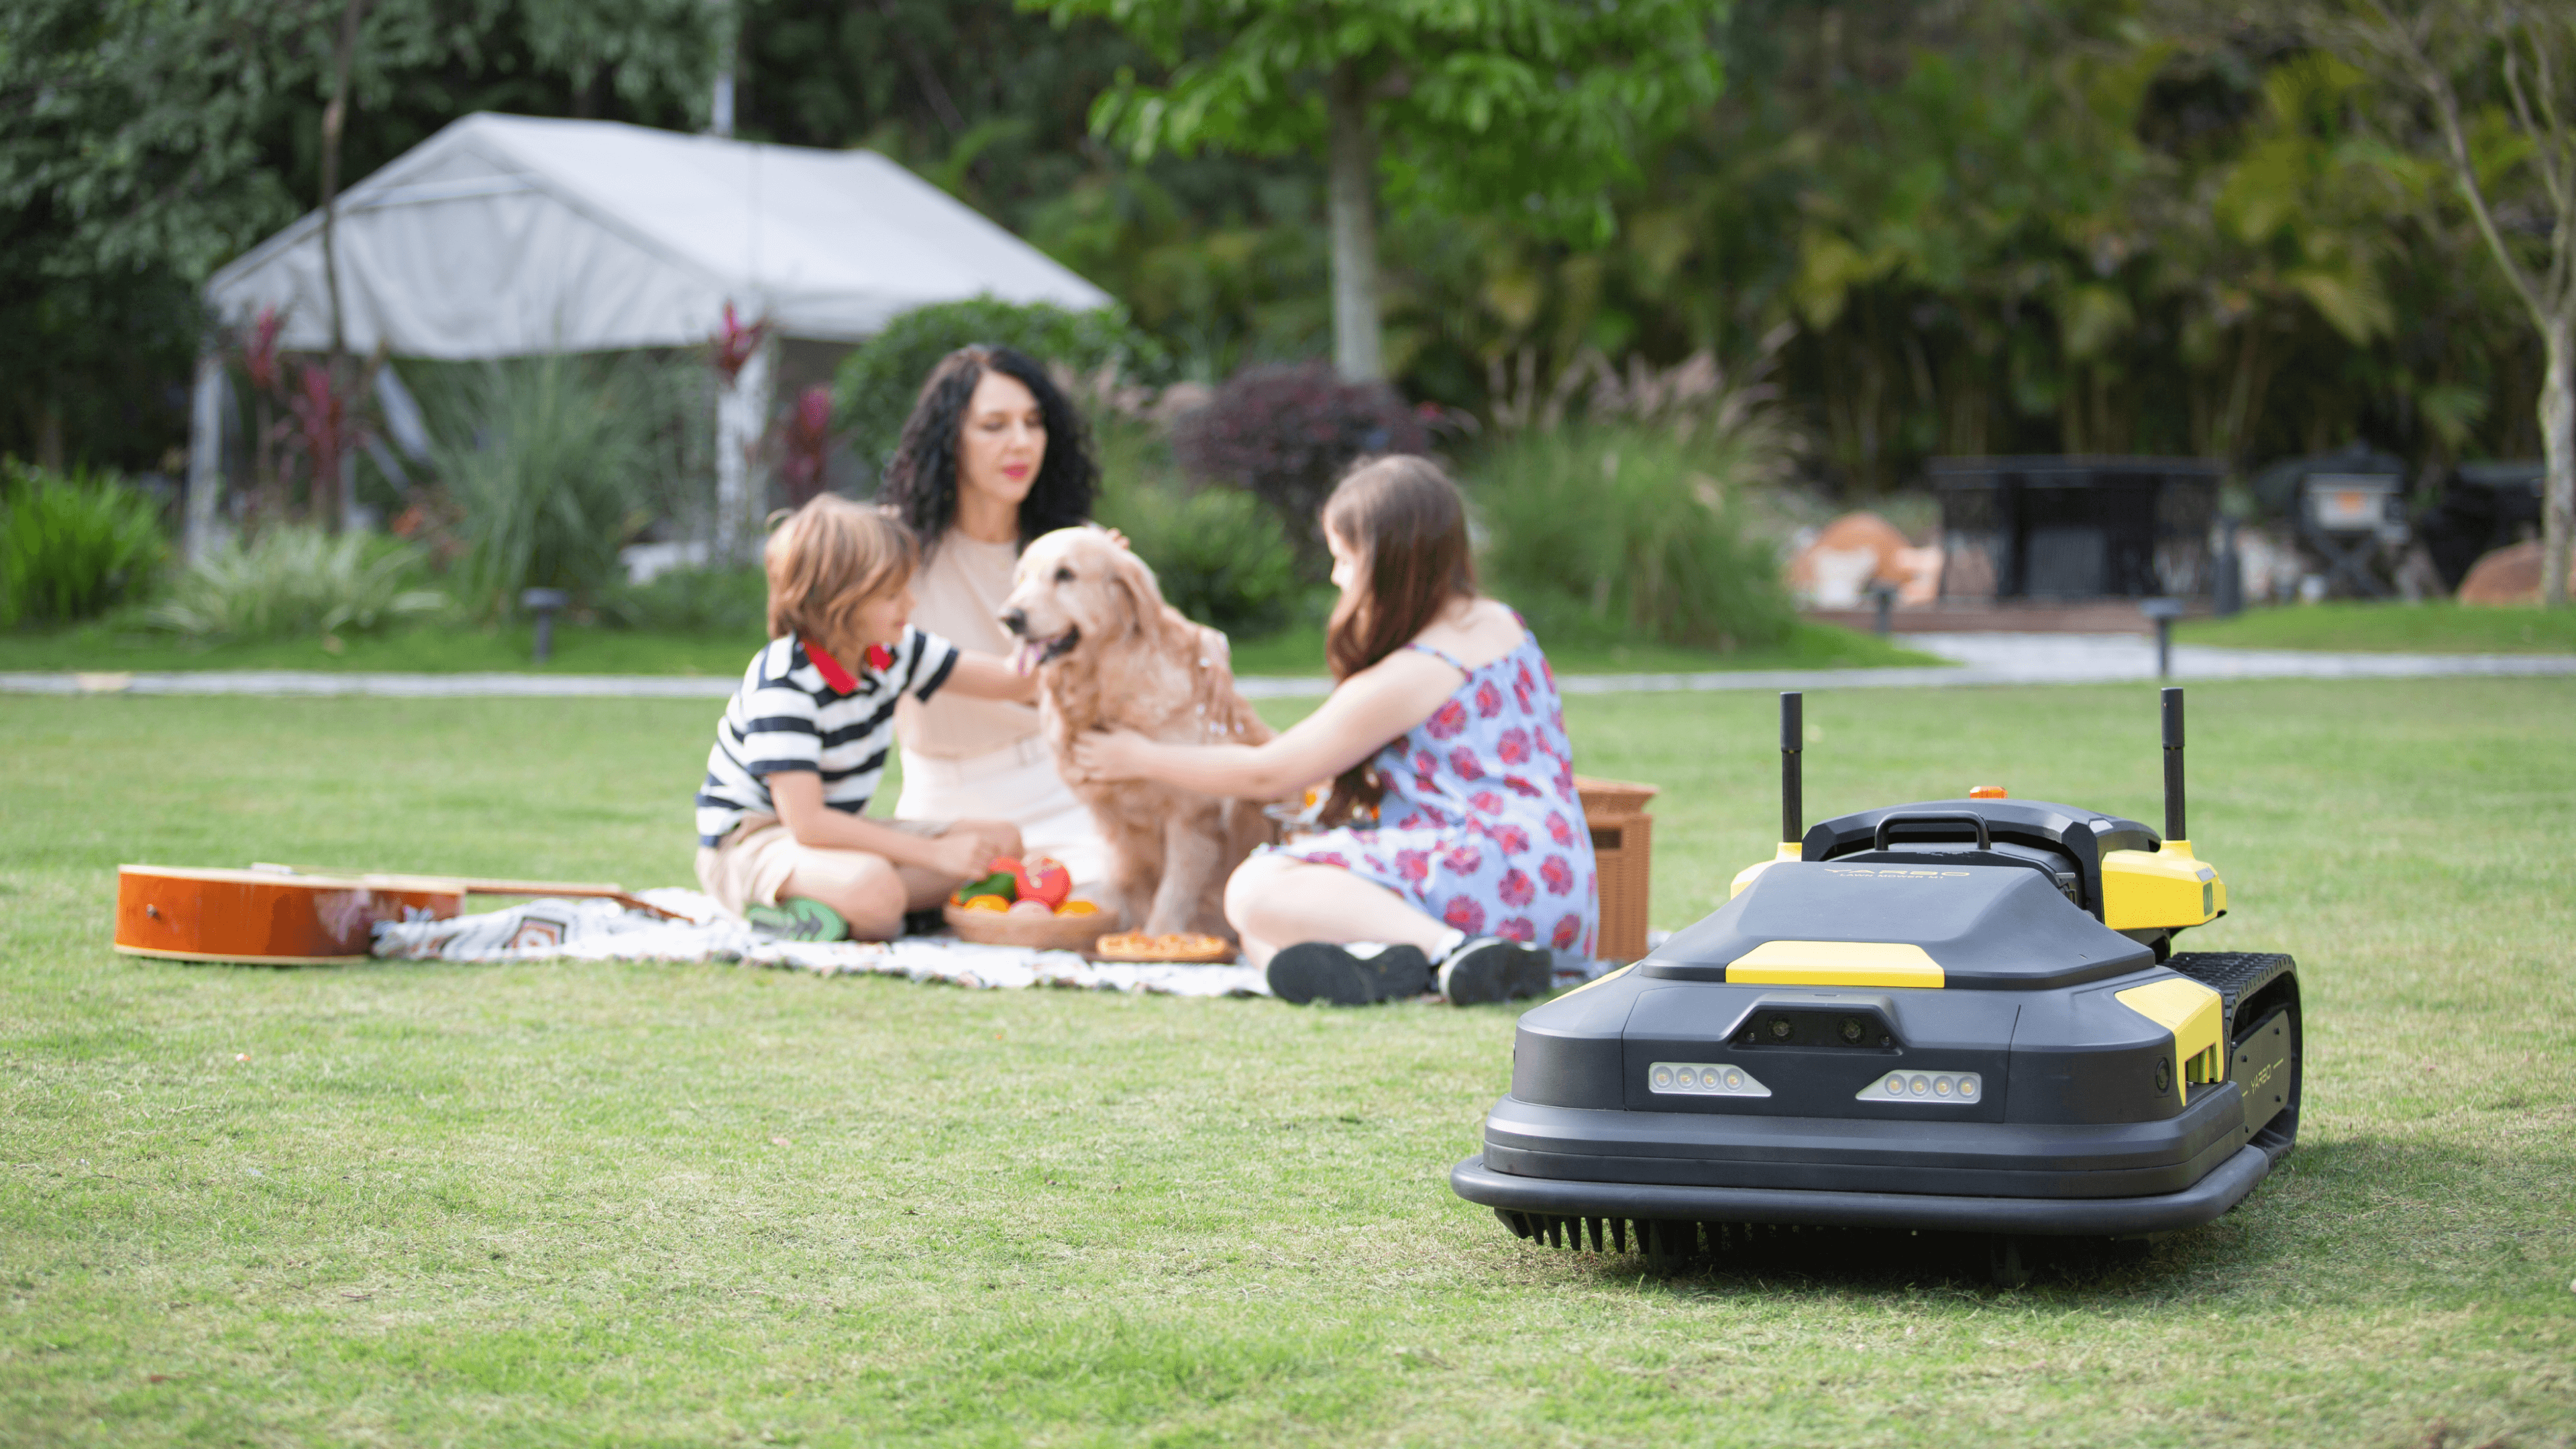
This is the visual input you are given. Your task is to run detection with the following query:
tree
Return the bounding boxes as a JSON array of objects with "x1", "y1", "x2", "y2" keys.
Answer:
[
  {"x1": 2310, "y1": 1, "x2": 2575, "y2": 604},
  {"x1": 0, "y1": 0, "x2": 717, "y2": 475},
  {"x1": 1034, "y1": 0, "x2": 1727, "y2": 380}
]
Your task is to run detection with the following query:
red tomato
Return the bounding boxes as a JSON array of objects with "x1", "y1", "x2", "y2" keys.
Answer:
[{"x1": 1010, "y1": 855, "x2": 1073, "y2": 909}]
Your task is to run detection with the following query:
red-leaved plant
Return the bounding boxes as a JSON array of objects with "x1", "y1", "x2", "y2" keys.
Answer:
[
  {"x1": 711, "y1": 302, "x2": 770, "y2": 386},
  {"x1": 287, "y1": 362, "x2": 370, "y2": 525},
  {"x1": 1171, "y1": 361, "x2": 1428, "y2": 567},
  {"x1": 776, "y1": 385, "x2": 836, "y2": 506},
  {"x1": 244, "y1": 307, "x2": 285, "y2": 392}
]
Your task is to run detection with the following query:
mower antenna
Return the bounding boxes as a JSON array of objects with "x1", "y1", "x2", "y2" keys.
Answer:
[
  {"x1": 2160, "y1": 686, "x2": 2186, "y2": 843},
  {"x1": 1780, "y1": 692, "x2": 1803, "y2": 847}
]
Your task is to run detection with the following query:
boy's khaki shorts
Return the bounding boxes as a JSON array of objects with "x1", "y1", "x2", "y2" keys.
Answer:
[{"x1": 694, "y1": 814, "x2": 951, "y2": 917}]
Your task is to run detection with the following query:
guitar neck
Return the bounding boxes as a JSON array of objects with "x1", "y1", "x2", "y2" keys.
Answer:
[
  {"x1": 447, "y1": 879, "x2": 690, "y2": 921},
  {"x1": 250, "y1": 865, "x2": 688, "y2": 921}
]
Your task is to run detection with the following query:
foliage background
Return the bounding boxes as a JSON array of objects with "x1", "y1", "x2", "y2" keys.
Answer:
[{"x1": 0, "y1": 0, "x2": 2557, "y2": 504}]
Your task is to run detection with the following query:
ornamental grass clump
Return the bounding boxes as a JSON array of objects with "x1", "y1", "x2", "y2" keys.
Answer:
[
  {"x1": 148, "y1": 527, "x2": 445, "y2": 639},
  {"x1": 431, "y1": 353, "x2": 657, "y2": 617},
  {"x1": 1471, "y1": 349, "x2": 1800, "y2": 652},
  {"x1": 0, "y1": 461, "x2": 168, "y2": 627}
]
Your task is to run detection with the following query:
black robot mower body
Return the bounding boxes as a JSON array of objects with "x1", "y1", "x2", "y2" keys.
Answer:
[{"x1": 1448, "y1": 689, "x2": 2302, "y2": 1267}]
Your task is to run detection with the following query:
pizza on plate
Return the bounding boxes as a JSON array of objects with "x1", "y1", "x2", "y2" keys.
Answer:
[{"x1": 1091, "y1": 931, "x2": 1235, "y2": 963}]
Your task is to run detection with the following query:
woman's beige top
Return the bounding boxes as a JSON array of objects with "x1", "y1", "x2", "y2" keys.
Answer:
[{"x1": 896, "y1": 531, "x2": 1039, "y2": 759}]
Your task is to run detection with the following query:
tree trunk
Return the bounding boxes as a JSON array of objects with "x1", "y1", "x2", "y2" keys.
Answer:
[
  {"x1": 1325, "y1": 62, "x2": 1383, "y2": 383},
  {"x1": 317, "y1": 0, "x2": 367, "y2": 533},
  {"x1": 2543, "y1": 313, "x2": 2573, "y2": 606},
  {"x1": 31, "y1": 398, "x2": 64, "y2": 473}
]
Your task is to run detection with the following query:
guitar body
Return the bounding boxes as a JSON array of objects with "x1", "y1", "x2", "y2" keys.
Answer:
[{"x1": 116, "y1": 865, "x2": 468, "y2": 965}]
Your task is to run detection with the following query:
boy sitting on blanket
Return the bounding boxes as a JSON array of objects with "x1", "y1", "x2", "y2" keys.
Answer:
[{"x1": 694, "y1": 496, "x2": 1034, "y2": 941}]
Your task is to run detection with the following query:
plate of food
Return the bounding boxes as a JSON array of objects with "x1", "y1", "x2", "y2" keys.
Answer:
[{"x1": 1089, "y1": 930, "x2": 1236, "y2": 964}]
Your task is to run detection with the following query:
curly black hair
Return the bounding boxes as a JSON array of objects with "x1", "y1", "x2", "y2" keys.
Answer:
[{"x1": 878, "y1": 345, "x2": 1097, "y2": 550}]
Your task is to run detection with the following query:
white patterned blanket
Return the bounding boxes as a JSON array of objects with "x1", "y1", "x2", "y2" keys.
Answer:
[
  {"x1": 369, "y1": 890, "x2": 1610, "y2": 998},
  {"x1": 368, "y1": 889, "x2": 1279, "y2": 995}
]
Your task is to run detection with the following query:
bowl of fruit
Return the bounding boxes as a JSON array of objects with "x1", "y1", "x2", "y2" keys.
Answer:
[{"x1": 941, "y1": 855, "x2": 1111, "y2": 951}]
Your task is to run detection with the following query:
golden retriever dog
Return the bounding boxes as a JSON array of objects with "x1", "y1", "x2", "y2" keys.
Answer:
[{"x1": 998, "y1": 527, "x2": 1275, "y2": 937}]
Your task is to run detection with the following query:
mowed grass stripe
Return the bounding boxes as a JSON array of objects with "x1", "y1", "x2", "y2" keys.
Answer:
[{"x1": 1, "y1": 680, "x2": 2570, "y2": 1446}]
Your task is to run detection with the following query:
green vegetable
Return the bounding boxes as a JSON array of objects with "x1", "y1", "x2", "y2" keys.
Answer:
[{"x1": 955, "y1": 871, "x2": 1016, "y2": 904}]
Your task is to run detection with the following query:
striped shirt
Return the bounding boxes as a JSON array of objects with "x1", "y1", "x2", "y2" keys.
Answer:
[{"x1": 695, "y1": 628, "x2": 961, "y2": 847}]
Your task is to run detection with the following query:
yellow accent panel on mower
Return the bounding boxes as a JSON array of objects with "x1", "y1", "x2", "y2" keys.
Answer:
[
  {"x1": 2116, "y1": 975, "x2": 2226, "y2": 1101},
  {"x1": 1725, "y1": 939, "x2": 1944, "y2": 989},
  {"x1": 2101, "y1": 841, "x2": 2225, "y2": 930},
  {"x1": 1727, "y1": 843, "x2": 1805, "y2": 899}
]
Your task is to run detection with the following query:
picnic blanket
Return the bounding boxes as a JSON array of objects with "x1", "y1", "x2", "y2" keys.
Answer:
[{"x1": 369, "y1": 890, "x2": 1612, "y2": 998}]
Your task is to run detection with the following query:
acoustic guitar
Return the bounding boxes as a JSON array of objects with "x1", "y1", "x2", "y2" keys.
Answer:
[{"x1": 113, "y1": 864, "x2": 684, "y2": 966}]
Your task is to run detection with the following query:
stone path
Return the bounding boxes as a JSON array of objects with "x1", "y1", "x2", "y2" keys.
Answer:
[{"x1": 4, "y1": 633, "x2": 2570, "y2": 700}]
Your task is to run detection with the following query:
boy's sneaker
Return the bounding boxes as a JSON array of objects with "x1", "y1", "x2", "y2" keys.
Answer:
[
  {"x1": 901, "y1": 906, "x2": 947, "y2": 937},
  {"x1": 1266, "y1": 941, "x2": 1434, "y2": 1006},
  {"x1": 745, "y1": 898, "x2": 848, "y2": 943},
  {"x1": 1437, "y1": 938, "x2": 1554, "y2": 1005}
]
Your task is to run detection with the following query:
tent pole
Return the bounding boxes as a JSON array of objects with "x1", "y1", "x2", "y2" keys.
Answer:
[
  {"x1": 715, "y1": 335, "x2": 773, "y2": 563},
  {"x1": 184, "y1": 350, "x2": 230, "y2": 561}
]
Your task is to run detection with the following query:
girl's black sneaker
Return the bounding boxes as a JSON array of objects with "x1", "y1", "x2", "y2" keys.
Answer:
[
  {"x1": 1266, "y1": 941, "x2": 1434, "y2": 1006},
  {"x1": 1437, "y1": 938, "x2": 1554, "y2": 1005}
]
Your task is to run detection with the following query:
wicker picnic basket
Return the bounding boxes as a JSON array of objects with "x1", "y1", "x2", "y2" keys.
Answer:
[
  {"x1": 941, "y1": 901, "x2": 1112, "y2": 953},
  {"x1": 1573, "y1": 774, "x2": 1659, "y2": 963}
]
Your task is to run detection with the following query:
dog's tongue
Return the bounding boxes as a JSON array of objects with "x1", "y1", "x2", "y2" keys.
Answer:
[{"x1": 1012, "y1": 639, "x2": 1042, "y2": 677}]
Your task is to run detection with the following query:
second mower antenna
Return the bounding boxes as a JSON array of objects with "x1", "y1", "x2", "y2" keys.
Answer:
[
  {"x1": 1781, "y1": 691, "x2": 1803, "y2": 847},
  {"x1": 2161, "y1": 686, "x2": 2186, "y2": 844}
]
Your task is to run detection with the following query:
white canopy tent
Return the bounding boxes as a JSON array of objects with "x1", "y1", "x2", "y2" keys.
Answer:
[{"x1": 190, "y1": 112, "x2": 1112, "y2": 554}]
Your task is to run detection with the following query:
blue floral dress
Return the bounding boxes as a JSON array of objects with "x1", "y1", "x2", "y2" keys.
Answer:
[{"x1": 1269, "y1": 629, "x2": 1599, "y2": 956}]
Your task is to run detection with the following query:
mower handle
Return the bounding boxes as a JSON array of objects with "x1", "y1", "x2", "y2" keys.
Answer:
[{"x1": 1872, "y1": 811, "x2": 1993, "y2": 853}]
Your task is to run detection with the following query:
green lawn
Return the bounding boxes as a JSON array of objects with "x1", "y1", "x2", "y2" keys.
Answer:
[
  {"x1": 0, "y1": 616, "x2": 1943, "y2": 679},
  {"x1": 2178, "y1": 600, "x2": 2576, "y2": 654},
  {"x1": 1222, "y1": 618, "x2": 1943, "y2": 676},
  {"x1": 3, "y1": 680, "x2": 2570, "y2": 1445}
]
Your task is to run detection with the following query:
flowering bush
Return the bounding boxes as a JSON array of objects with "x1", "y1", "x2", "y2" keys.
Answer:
[{"x1": 1170, "y1": 362, "x2": 1428, "y2": 564}]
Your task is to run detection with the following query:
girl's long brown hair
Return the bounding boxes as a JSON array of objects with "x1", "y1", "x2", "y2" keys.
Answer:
[{"x1": 1318, "y1": 455, "x2": 1478, "y2": 826}]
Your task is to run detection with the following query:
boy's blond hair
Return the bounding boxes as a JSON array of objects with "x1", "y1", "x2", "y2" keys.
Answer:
[{"x1": 764, "y1": 495, "x2": 918, "y2": 655}]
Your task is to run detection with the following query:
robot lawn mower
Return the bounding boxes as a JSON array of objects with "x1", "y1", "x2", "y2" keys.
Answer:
[{"x1": 1448, "y1": 688, "x2": 2302, "y2": 1277}]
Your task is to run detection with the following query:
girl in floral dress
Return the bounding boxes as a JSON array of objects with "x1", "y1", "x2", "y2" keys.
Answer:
[{"x1": 1071, "y1": 456, "x2": 1596, "y2": 1006}]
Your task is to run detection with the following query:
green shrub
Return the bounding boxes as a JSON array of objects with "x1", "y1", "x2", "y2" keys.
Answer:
[
  {"x1": 834, "y1": 298, "x2": 1169, "y2": 478},
  {"x1": 149, "y1": 527, "x2": 445, "y2": 639},
  {"x1": 600, "y1": 566, "x2": 769, "y2": 635},
  {"x1": 1471, "y1": 423, "x2": 1794, "y2": 651},
  {"x1": 1088, "y1": 414, "x2": 1307, "y2": 638},
  {"x1": 0, "y1": 460, "x2": 168, "y2": 627},
  {"x1": 429, "y1": 354, "x2": 658, "y2": 617},
  {"x1": 1099, "y1": 480, "x2": 1308, "y2": 638}
]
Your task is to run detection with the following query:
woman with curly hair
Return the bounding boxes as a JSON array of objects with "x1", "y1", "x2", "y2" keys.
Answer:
[{"x1": 876, "y1": 344, "x2": 1108, "y2": 885}]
